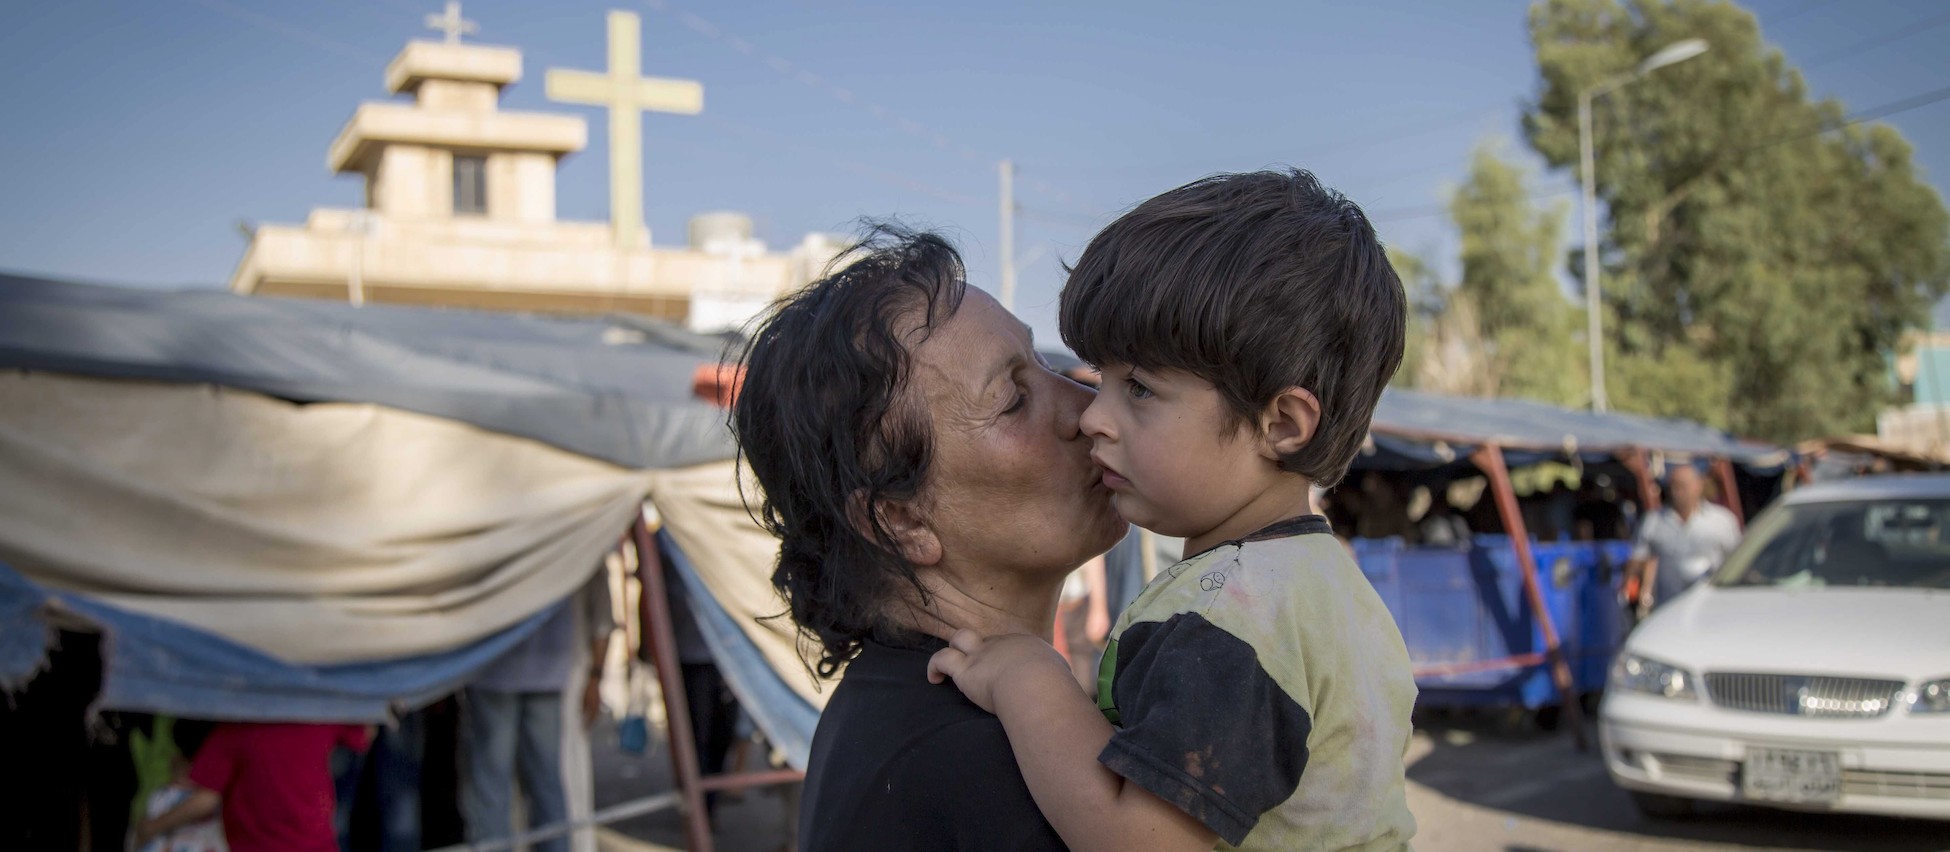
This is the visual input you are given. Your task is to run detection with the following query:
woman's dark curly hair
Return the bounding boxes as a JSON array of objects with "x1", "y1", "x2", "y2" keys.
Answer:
[{"x1": 730, "y1": 224, "x2": 967, "y2": 678}]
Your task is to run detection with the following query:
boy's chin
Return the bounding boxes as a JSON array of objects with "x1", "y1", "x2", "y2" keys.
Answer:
[{"x1": 1108, "y1": 494, "x2": 1173, "y2": 537}]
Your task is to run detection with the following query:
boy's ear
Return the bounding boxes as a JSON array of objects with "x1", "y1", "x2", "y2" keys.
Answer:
[
  {"x1": 1257, "y1": 386, "x2": 1321, "y2": 461},
  {"x1": 845, "y1": 490, "x2": 943, "y2": 566}
]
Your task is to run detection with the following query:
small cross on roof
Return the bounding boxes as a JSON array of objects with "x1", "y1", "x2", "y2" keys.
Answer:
[{"x1": 425, "y1": 1, "x2": 478, "y2": 44}]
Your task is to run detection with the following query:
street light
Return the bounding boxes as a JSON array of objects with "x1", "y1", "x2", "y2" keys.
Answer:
[{"x1": 1579, "y1": 38, "x2": 1709, "y2": 413}]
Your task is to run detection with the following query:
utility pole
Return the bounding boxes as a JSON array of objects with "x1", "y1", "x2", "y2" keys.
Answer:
[
  {"x1": 347, "y1": 210, "x2": 372, "y2": 307},
  {"x1": 998, "y1": 159, "x2": 1016, "y2": 311},
  {"x1": 1578, "y1": 90, "x2": 1605, "y2": 413},
  {"x1": 1575, "y1": 38, "x2": 1708, "y2": 414}
]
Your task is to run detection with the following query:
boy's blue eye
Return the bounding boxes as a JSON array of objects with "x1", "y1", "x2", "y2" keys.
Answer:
[{"x1": 1125, "y1": 378, "x2": 1153, "y2": 400}]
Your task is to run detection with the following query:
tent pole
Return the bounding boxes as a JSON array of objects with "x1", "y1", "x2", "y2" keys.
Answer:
[
  {"x1": 632, "y1": 517, "x2": 716, "y2": 852},
  {"x1": 1711, "y1": 458, "x2": 1744, "y2": 529},
  {"x1": 1472, "y1": 444, "x2": 1588, "y2": 751}
]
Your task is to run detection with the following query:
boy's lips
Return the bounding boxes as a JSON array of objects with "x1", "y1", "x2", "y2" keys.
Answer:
[{"x1": 1092, "y1": 455, "x2": 1129, "y2": 490}]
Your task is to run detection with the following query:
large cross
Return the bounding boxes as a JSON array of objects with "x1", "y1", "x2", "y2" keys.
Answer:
[
  {"x1": 424, "y1": 1, "x2": 477, "y2": 44},
  {"x1": 546, "y1": 11, "x2": 703, "y2": 250}
]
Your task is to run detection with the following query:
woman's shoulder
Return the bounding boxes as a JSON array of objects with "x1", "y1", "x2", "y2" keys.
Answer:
[
  {"x1": 806, "y1": 675, "x2": 1066, "y2": 851},
  {"x1": 820, "y1": 664, "x2": 1018, "y2": 767}
]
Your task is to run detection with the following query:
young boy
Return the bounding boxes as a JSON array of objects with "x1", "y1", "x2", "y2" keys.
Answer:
[{"x1": 928, "y1": 170, "x2": 1416, "y2": 851}]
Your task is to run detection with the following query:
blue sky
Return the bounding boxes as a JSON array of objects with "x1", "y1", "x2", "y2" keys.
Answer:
[{"x1": 4, "y1": 0, "x2": 1948, "y2": 341}]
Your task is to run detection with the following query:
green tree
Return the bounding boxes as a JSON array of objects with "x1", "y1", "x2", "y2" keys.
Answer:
[
  {"x1": 1388, "y1": 245, "x2": 1444, "y2": 388},
  {"x1": 1522, "y1": 0, "x2": 1950, "y2": 440},
  {"x1": 1448, "y1": 144, "x2": 1586, "y2": 406}
]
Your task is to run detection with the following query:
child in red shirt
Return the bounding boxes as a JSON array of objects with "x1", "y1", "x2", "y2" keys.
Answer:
[{"x1": 136, "y1": 722, "x2": 369, "y2": 852}]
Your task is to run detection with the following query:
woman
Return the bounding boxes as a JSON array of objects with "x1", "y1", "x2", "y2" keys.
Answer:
[{"x1": 732, "y1": 227, "x2": 1126, "y2": 850}]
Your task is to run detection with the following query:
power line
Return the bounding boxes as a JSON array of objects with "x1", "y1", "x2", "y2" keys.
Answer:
[
  {"x1": 1015, "y1": 205, "x2": 1109, "y2": 232},
  {"x1": 196, "y1": 0, "x2": 994, "y2": 218},
  {"x1": 684, "y1": 113, "x2": 989, "y2": 208},
  {"x1": 1368, "y1": 185, "x2": 1575, "y2": 226},
  {"x1": 1742, "y1": 82, "x2": 1950, "y2": 153},
  {"x1": 637, "y1": 0, "x2": 1100, "y2": 217},
  {"x1": 1025, "y1": 98, "x2": 1514, "y2": 180},
  {"x1": 1368, "y1": 79, "x2": 1950, "y2": 226},
  {"x1": 1802, "y1": 8, "x2": 1950, "y2": 69},
  {"x1": 1766, "y1": 0, "x2": 1840, "y2": 28}
]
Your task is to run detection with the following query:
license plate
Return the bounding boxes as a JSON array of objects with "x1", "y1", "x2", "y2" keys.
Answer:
[{"x1": 1742, "y1": 747, "x2": 1841, "y2": 804}]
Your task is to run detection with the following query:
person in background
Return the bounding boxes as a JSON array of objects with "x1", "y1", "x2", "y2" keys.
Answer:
[
  {"x1": 665, "y1": 546, "x2": 746, "y2": 820},
  {"x1": 134, "y1": 721, "x2": 370, "y2": 852},
  {"x1": 1572, "y1": 476, "x2": 1631, "y2": 542},
  {"x1": 1056, "y1": 552, "x2": 1112, "y2": 690},
  {"x1": 1415, "y1": 490, "x2": 1472, "y2": 549},
  {"x1": 459, "y1": 569, "x2": 613, "y2": 852},
  {"x1": 1626, "y1": 463, "x2": 1742, "y2": 613},
  {"x1": 333, "y1": 708, "x2": 427, "y2": 852}
]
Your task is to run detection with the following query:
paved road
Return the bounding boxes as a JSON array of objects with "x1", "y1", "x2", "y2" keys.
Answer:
[
  {"x1": 589, "y1": 710, "x2": 1947, "y2": 852},
  {"x1": 1405, "y1": 711, "x2": 1947, "y2": 852}
]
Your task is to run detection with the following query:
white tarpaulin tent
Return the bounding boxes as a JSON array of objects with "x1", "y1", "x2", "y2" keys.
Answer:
[{"x1": 0, "y1": 274, "x2": 821, "y2": 746}]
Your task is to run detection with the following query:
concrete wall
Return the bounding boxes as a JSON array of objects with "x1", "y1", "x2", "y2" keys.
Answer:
[{"x1": 229, "y1": 208, "x2": 830, "y2": 330}]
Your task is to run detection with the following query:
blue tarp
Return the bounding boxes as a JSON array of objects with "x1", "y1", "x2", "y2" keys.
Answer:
[
  {"x1": 0, "y1": 561, "x2": 555, "y2": 722},
  {"x1": 0, "y1": 273, "x2": 738, "y2": 470}
]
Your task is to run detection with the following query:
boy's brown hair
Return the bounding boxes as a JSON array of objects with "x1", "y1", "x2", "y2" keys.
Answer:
[{"x1": 1059, "y1": 169, "x2": 1405, "y2": 489}]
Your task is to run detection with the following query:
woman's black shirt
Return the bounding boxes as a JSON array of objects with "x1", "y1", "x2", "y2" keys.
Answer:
[{"x1": 798, "y1": 635, "x2": 1068, "y2": 851}]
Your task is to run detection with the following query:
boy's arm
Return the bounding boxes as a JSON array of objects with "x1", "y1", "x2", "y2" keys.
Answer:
[
  {"x1": 134, "y1": 785, "x2": 221, "y2": 847},
  {"x1": 929, "y1": 631, "x2": 1219, "y2": 852}
]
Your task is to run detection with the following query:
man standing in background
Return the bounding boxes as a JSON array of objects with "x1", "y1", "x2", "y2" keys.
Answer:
[
  {"x1": 1628, "y1": 464, "x2": 1743, "y2": 613},
  {"x1": 460, "y1": 569, "x2": 614, "y2": 852}
]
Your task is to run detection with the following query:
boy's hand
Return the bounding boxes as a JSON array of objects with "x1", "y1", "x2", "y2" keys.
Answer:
[{"x1": 926, "y1": 629, "x2": 1070, "y2": 714}]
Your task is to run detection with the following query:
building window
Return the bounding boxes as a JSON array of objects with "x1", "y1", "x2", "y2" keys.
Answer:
[{"x1": 453, "y1": 155, "x2": 487, "y2": 216}]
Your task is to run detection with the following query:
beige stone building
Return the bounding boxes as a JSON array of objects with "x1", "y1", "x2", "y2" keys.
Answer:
[{"x1": 229, "y1": 14, "x2": 843, "y2": 331}]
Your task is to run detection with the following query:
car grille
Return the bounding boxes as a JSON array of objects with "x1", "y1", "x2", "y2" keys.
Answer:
[
  {"x1": 1703, "y1": 673, "x2": 1907, "y2": 719},
  {"x1": 1843, "y1": 769, "x2": 1950, "y2": 800}
]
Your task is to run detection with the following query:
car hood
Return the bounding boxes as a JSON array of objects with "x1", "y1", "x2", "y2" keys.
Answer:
[{"x1": 1628, "y1": 586, "x2": 1950, "y2": 681}]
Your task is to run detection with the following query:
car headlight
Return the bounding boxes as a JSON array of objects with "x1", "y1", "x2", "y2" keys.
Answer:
[
  {"x1": 1610, "y1": 653, "x2": 1698, "y2": 701},
  {"x1": 1912, "y1": 679, "x2": 1950, "y2": 714}
]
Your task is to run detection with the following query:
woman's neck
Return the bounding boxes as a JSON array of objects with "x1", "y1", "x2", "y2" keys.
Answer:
[{"x1": 895, "y1": 565, "x2": 1063, "y2": 643}]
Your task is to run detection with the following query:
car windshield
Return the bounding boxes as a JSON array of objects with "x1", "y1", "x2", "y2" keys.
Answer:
[{"x1": 1712, "y1": 496, "x2": 1950, "y2": 590}]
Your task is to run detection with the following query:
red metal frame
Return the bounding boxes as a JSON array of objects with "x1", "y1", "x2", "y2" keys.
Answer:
[
  {"x1": 630, "y1": 517, "x2": 805, "y2": 851},
  {"x1": 1712, "y1": 458, "x2": 1745, "y2": 529},
  {"x1": 1470, "y1": 444, "x2": 1589, "y2": 750}
]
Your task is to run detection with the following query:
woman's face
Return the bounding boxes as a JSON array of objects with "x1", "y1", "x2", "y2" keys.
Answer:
[{"x1": 905, "y1": 289, "x2": 1127, "y2": 585}]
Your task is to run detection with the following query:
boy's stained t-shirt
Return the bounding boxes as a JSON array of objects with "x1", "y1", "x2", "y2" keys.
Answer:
[{"x1": 1095, "y1": 516, "x2": 1418, "y2": 851}]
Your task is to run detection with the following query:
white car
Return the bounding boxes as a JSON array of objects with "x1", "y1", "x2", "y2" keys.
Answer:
[{"x1": 1601, "y1": 474, "x2": 1950, "y2": 821}]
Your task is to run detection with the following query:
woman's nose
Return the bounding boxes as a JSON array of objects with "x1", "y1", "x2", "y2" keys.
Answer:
[{"x1": 1057, "y1": 374, "x2": 1095, "y2": 439}]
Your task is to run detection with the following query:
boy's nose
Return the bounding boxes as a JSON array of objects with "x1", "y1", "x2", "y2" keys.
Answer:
[
  {"x1": 1055, "y1": 374, "x2": 1095, "y2": 439},
  {"x1": 1077, "y1": 391, "x2": 1114, "y2": 442}
]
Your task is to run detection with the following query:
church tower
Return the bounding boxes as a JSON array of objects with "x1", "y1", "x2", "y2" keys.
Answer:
[{"x1": 229, "y1": 6, "x2": 842, "y2": 331}]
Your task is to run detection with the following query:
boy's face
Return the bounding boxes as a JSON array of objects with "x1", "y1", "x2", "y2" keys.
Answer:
[{"x1": 1079, "y1": 363, "x2": 1281, "y2": 543}]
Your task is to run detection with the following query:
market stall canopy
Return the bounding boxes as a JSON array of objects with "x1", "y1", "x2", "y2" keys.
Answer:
[{"x1": 1362, "y1": 388, "x2": 1791, "y2": 474}]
